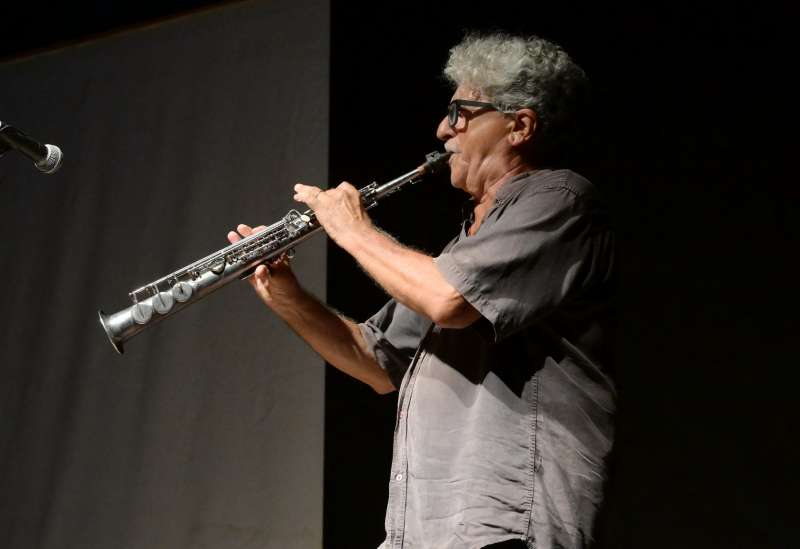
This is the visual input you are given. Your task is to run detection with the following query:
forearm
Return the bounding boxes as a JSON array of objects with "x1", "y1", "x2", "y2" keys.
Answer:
[
  {"x1": 291, "y1": 182, "x2": 478, "y2": 328},
  {"x1": 269, "y1": 287, "x2": 395, "y2": 394},
  {"x1": 340, "y1": 228, "x2": 477, "y2": 327}
]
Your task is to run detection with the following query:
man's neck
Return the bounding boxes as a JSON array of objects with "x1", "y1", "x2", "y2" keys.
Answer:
[{"x1": 468, "y1": 162, "x2": 535, "y2": 236}]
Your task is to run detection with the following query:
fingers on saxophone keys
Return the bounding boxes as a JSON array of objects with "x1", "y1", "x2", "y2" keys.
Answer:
[
  {"x1": 230, "y1": 224, "x2": 267, "y2": 244},
  {"x1": 270, "y1": 252, "x2": 292, "y2": 269},
  {"x1": 293, "y1": 183, "x2": 322, "y2": 204}
]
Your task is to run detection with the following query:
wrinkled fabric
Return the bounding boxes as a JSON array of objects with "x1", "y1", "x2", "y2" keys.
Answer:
[{"x1": 361, "y1": 170, "x2": 616, "y2": 549}]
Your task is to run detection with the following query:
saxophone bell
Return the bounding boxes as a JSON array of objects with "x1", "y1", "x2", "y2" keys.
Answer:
[{"x1": 98, "y1": 150, "x2": 452, "y2": 353}]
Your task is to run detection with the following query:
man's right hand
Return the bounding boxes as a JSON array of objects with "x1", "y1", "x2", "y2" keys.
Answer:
[
  {"x1": 227, "y1": 224, "x2": 302, "y2": 309},
  {"x1": 227, "y1": 224, "x2": 393, "y2": 394}
]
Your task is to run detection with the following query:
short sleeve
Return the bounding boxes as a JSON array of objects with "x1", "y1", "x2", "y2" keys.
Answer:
[
  {"x1": 359, "y1": 299, "x2": 431, "y2": 389},
  {"x1": 434, "y1": 181, "x2": 614, "y2": 342}
]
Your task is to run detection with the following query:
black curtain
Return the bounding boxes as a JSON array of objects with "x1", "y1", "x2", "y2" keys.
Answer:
[
  {"x1": 326, "y1": 4, "x2": 797, "y2": 549},
  {"x1": 0, "y1": 1, "x2": 329, "y2": 548}
]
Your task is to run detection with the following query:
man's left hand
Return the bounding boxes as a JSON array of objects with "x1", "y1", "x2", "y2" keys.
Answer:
[{"x1": 294, "y1": 182, "x2": 372, "y2": 247}]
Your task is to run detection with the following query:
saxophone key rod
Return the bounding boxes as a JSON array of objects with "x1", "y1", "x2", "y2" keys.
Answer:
[{"x1": 98, "y1": 150, "x2": 451, "y2": 354}]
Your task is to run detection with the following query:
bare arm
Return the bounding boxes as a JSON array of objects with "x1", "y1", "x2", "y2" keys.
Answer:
[
  {"x1": 293, "y1": 183, "x2": 480, "y2": 328},
  {"x1": 228, "y1": 225, "x2": 395, "y2": 394},
  {"x1": 340, "y1": 227, "x2": 479, "y2": 328}
]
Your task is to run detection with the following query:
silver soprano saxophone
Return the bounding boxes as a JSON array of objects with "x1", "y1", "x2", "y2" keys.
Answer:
[{"x1": 98, "y1": 150, "x2": 452, "y2": 354}]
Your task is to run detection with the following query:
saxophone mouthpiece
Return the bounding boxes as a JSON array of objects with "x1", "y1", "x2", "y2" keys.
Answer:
[{"x1": 423, "y1": 150, "x2": 453, "y2": 174}]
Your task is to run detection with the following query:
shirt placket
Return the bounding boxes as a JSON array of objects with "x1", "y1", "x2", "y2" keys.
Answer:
[{"x1": 386, "y1": 328, "x2": 432, "y2": 549}]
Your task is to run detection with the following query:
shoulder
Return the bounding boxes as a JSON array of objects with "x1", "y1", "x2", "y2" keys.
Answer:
[
  {"x1": 515, "y1": 169, "x2": 597, "y2": 199},
  {"x1": 495, "y1": 169, "x2": 603, "y2": 217}
]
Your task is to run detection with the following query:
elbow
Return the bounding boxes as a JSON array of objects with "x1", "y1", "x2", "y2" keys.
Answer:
[{"x1": 429, "y1": 293, "x2": 481, "y2": 329}]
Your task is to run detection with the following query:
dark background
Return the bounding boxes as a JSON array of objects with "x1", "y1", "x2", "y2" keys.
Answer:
[{"x1": 3, "y1": 1, "x2": 796, "y2": 548}]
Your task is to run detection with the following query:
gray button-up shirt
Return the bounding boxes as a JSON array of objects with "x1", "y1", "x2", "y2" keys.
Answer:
[{"x1": 360, "y1": 170, "x2": 616, "y2": 549}]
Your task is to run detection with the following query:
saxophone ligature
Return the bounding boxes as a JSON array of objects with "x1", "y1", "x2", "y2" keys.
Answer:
[{"x1": 98, "y1": 150, "x2": 452, "y2": 354}]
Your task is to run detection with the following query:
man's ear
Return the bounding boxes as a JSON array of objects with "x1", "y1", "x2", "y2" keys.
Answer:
[{"x1": 508, "y1": 108, "x2": 537, "y2": 146}]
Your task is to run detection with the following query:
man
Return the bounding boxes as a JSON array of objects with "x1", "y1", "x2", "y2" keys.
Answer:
[{"x1": 229, "y1": 32, "x2": 615, "y2": 549}]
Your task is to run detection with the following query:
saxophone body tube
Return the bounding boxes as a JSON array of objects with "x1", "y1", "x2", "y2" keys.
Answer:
[
  {"x1": 98, "y1": 215, "x2": 322, "y2": 354},
  {"x1": 98, "y1": 150, "x2": 451, "y2": 354}
]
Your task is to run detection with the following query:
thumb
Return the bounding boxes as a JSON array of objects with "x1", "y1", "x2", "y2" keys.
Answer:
[{"x1": 249, "y1": 264, "x2": 269, "y2": 288}]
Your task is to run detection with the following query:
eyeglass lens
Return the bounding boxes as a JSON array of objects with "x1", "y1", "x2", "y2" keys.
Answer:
[{"x1": 448, "y1": 102, "x2": 459, "y2": 127}]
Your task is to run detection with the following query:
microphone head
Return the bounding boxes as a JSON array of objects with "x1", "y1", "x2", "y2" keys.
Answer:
[{"x1": 35, "y1": 144, "x2": 63, "y2": 174}]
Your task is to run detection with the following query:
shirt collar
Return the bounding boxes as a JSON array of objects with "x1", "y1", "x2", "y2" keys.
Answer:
[
  {"x1": 493, "y1": 170, "x2": 541, "y2": 206},
  {"x1": 458, "y1": 170, "x2": 550, "y2": 235}
]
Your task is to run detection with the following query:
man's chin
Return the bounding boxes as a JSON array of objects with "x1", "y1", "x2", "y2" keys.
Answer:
[{"x1": 449, "y1": 171, "x2": 466, "y2": 191}]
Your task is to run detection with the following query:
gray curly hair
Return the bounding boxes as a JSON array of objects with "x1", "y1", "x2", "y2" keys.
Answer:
[{"x1": 444, "y1": 32, "x2": 588, "y2": 161}]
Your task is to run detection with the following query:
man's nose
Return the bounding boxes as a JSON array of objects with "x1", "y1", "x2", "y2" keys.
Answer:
[{"x1": 436, "y1": 115, "x2": 454, "y2": 141}]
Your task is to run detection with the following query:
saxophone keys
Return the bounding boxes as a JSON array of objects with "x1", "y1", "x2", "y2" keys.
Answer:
[
  {"x1": 209, "y1": 256, "x2": 226, "y2": 275},
  {"x1": 171, "y1": 281, "x2": 193, "y2": 303},
  {"x1": 132, "y1": 301, "x2": 153, "y2": 325},
  {"x1": 153, "y1": 291, "x2": 175, "y2": 314}
]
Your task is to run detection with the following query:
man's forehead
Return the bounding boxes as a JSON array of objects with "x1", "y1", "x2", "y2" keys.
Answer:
[{"x1": 451, "y1": 85, "x2": 482, "y2": 101}]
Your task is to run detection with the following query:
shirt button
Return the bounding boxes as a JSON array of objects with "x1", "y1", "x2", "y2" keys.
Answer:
[{"x1": 394, "y1": 473, "x2": 403, "y2": 481}]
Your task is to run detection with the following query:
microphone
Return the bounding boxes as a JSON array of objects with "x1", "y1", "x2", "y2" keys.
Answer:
[{"x1": 0, "y1": 121, "x2": 63, "y2": 174}]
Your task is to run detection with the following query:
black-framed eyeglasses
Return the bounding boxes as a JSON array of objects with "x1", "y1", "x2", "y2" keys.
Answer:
[{"x1": 447, "y1": 99, "x2": 507, "y2": 128}]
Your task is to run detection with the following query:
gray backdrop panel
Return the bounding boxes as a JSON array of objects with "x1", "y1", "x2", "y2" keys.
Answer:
[{"x1": 0, "y1": 1, "x2": 328, "y2": 547}]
